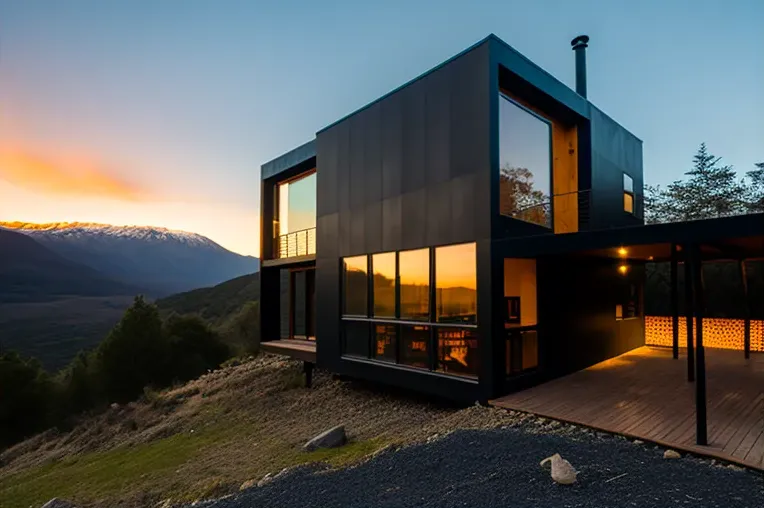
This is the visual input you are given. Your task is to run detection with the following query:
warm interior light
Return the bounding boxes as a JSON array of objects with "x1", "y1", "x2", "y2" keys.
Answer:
[
  {"x1": 618, "y1": 247, "x2": 628, "y2": 256},
  {"x1": 618, "y1": 264, "x2": 629, "y2": 275},
  {"x1": 648, "y1": 256, "x2": 654, "y2": 261}
]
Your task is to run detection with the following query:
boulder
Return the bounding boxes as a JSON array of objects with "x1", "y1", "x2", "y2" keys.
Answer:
[
  {"x1": 540, "y1": 453, "x2": 577, "y2": 485},
  {"x1": 303, "y1": 425, "x2": 347, "y2": 451},
  {"x1": 41, "y1": 499, "x2": 77, "y2": 508},
  {"x1": 663, "y1": 449, "x2": 681, "y2": 459}
]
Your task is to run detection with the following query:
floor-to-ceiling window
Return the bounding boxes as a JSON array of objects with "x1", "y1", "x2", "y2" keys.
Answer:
[
  {"x1": 503, "y1": 258, "x2": 539, "y2": 375},
  {"x1": 275, "y1": 171, "x2": 317, "y2": 257},
  {"x1": 340, "y1": 243, "x2": 479, "y2": 378},
  {"x1": 498, "y1": 95, "x2": 553, "y2": 228}
]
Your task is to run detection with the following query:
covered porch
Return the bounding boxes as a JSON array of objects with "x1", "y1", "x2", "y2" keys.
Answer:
[{"x1": 492, "y1": 346, "x2": 764, "y2": 469}]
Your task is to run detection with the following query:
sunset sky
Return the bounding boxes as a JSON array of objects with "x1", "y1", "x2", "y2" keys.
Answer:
[{"x1": 1, "y1": 1, "x2": 762, "y2": 256}]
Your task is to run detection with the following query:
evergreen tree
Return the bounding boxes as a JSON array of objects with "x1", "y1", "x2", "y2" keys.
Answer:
[
  {"x1": 95, "y1": 295, "x2": 168, "y2": 403},
  {"x1": 745, "y1": 161, "x2": 764, "y2": 212}
]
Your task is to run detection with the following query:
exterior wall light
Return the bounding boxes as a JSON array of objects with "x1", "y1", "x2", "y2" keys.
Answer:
[
  {"x1": 618, "y1": 264, "x2": 629, "y2": 275},
  {"x1": 618, "y1": 247, "x2": 628, "y2": 256}
]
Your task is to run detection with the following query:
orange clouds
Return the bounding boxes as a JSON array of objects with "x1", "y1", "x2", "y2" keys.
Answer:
[{"x1": 0, "y1": 147, "x2": 150, "y2": 201}]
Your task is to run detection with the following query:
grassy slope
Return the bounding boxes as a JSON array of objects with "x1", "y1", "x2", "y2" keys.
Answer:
[
  {"x1": 156, "y1": 272, "x2": 259, "y2": 327},
  {"x1": 0, "y1": 356, "x2": 511, "y2": 508}
]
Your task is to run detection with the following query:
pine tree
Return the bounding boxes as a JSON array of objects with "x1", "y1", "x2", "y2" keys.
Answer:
[{"x1": 745, "y1": 161, "x2": 764, "y2": 212}]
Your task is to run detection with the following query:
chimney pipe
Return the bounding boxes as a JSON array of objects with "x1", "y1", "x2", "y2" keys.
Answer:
[{"x1": 571, "y1": 35, "x2": 589, "y2": 98}]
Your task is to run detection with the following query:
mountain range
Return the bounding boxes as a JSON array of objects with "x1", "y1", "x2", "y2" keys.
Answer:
[
  {"x1": 1, "y1": 222, "x2": 259, "y2": 296},
  {"x1": 0, "y1": 221, "x2": 260, "y2": 369}
]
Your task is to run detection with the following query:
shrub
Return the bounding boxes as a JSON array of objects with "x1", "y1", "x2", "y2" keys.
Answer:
[{"x1": 164, "y1": 315, "x2": 229, "y2": 384}]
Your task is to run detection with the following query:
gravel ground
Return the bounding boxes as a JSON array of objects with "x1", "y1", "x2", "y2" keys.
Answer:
[{"x1": 196, "y1": 424, "x2": 764, "y2": 508}]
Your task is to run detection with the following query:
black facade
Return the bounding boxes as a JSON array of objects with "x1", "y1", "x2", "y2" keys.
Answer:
[{"x1": 259, "y1": 34, "x2": 762, "y2": 403}]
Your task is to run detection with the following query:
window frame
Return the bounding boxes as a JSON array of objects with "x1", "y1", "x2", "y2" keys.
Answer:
[
  {"x1": 498, "y1": 93, "x2": 554, "y2": 228},
  {"x1": 623, "y1": 173, "x2": 635, "y2": 215},
  {"x1": 340, "y1": 243, "x2": 479, "y2": 378}
]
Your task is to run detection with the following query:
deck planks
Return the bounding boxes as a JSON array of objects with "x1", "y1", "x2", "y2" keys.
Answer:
[{"x1": 492, "y1": 346, "x2": 764, "y2": 470}]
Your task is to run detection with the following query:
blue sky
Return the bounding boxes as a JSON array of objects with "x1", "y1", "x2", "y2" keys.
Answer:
[{"x1": 0, "y1": 0, "x2": 761, "y2": 255}]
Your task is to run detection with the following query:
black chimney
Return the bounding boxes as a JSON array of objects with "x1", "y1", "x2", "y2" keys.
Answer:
[{"x1": 571, "y1": 35, "x2": 589, "y2": 98}]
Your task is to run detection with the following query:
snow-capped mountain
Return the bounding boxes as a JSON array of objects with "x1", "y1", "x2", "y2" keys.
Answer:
[{"x1": 1, "y1": 222, "x2": 260, "y2": 295}]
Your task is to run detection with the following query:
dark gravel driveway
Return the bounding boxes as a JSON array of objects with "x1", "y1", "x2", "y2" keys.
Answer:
[{"x1": 202, "y1": 426, "x2": 764, "y2": 508}]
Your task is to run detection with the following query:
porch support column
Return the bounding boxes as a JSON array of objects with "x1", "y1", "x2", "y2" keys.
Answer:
[
  {"x1": 670, "y1": 243, "x2": 679, "y2": 359},
  {"x1": 739, "y1": 259, "x2": 751, "y2": 360},
  {"x1": 692, "y1": 244, "x2": 708, "y2": 446},
  {"x1": 684, "y1": 245, "x2": 695, "y2": 382}
]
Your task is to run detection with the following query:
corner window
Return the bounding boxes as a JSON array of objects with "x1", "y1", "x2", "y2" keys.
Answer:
[
  {"x1": 435, "y1": 243, "x2": 477, "y2": 324},
  {"x1": 499, "y1": 95, "x2": 552, "y2": 228},
  {"x1": 623, "y1": 173, "x2": 635, "y2": 214},
  {"x1": 343, "y1": 256, "x2": 368, "y2": 316}
]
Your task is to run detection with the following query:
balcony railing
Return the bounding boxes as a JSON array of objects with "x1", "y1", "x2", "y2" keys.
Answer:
[
  {"x1": 508, "y1": 189, "x2": 592, "y2": 232},
  {"x1": 275, "y1": 227, "x2": 316, "y2": 259}
]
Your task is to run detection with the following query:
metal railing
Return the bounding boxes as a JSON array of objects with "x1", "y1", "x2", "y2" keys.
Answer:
[
  {"x1": 507, "y1": 189, "x2": 592, "y2": 231},
  {"x1": 275, "y1": 227, "x2": 316, "y2": 259}
]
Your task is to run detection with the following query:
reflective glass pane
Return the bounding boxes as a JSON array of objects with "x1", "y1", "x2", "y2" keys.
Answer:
[
  {"x1": 400, "y1": 324, "x2": 430, "y2": 368},
  {"x1": 372, "y1": 252, "x2": 396, "y2": 317},
  {"x1": 623, "y1": 173, "x2": 634, "y2": 193},
  {"x1": 373, "y1": 323, "x2": 396, "y2": 362},
  {"x1": 499, "y1": 96, "x2": 552, "y2": 227},
  {"x1": 437, "y1": 327, "x2": 479, "y2": 378},
  {"x1": 343, "y1": 256, "x2": 368, "y2": 316},
  {"x1": 343, "y1": 320, "x2": 370, "y2": 357},
  {"x1": 286, "y1": 172, "x2": 316, "y2": 233},
  {"x1": 435, "y1": 243, "x2": 477, "y2": 324},
  {"x1": 399, "y1": 249, "x2": 430, "y2": 320}
]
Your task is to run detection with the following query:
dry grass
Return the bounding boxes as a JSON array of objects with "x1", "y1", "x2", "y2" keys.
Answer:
[{"x1": 0, "y1": 355, "x2": 523, "y2": 508}]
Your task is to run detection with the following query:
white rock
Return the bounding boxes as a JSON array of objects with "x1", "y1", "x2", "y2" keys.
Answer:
[
  {"x1": 663, "y1": 449, "x2": 681, "y2": 459},
  {"x1": 239, "y1": 478, "x2": 257, "y2": 491},
  {"x1": 303, "y1": 425, "x2": 347, "y2": 451},
  {"x1": 540, "y1": 453, "x2": 577, "y2": 485},
  {"x1": 633, "y1": 440, "x2": 644, "y2": 445},
  {"x1": 41, "y1": 500, "x2": 77, "y2": 508}
]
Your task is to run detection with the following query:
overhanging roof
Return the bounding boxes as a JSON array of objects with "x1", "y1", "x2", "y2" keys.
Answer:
[
  {"x1": 260, "y1": 139, "x2": 316, "y2": 181},
  {"x1": 497, "y1": 213, "x2": 764, "y2": 261}
]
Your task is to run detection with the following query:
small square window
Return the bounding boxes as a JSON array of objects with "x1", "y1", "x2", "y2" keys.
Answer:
[
  {"x1": 623, "y1": 173, "x2": 634, "y2": 193},
  {"x1": 624, "y1": 192, "x2": 634, "y2": 214}
]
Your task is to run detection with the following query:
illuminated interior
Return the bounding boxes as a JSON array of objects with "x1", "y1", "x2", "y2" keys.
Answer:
[
  {"x1": 645, "y1": 316, "x2": 764, "y2": 352},
  {"x1": 275, "y1": 170, "x2": 317, "y2": 257}
]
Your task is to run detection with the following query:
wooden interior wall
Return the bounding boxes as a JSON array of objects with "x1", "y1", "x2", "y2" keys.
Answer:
[{"x1": 499, "y1": 89, "x2": 578, "y2": 234}]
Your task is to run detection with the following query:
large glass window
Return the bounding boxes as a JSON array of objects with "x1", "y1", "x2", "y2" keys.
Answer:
[
  {"x1": 276, "y1": 171, "x2": 317, "y2": 257},
  {"x1": 373, "y1": 323, "x2": 396, "y2": 362},
  {"x1": 437, "y1": 328, "x2": 479, "y2": 378},
  {"x1": 343, "y1": 256, "x2": 368, "y2": 316},
  {"x1": 277, "y1": 171, "x2": 316, "y2": 235},
  {"x1": 372, "y1": 252, "x2": 396, "y2": 317},
  {"x1": 400, "y1": 324, "x2": 430, "y2": 369},
  {"x1": 499, "y1": 95, "x2": 552, "y2": 227},
  {"x1": 435, "y1": 243, "x2": 477, "y2": 324},
  {"x1": 399, "y1": 249, "x2": 430, "y2": 320}
]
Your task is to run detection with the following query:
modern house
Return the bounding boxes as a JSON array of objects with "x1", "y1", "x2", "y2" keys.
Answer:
[{"x1": 258, "y1": 34, "x2": 763, "y2": 442}]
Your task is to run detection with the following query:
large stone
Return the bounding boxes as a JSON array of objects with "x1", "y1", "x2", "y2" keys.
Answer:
[
  {"x1": 663, "y1": 449, "x2": 681, "y2": 459},
  {"x1": 239, "y1": 478, "x2": 257, "y2": 491},
  {"x1": 41, "y1": 499, "x2": 77, "y2": 508},
  {"x1": 540, "y1": 453, "x2": 577, "y2": 485},
  {"x1": 303, "y1": 425, "x2": 347, "y2": 451}
]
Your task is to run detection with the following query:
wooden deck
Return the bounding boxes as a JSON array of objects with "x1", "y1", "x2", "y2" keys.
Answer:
[
  {"x1": 260, "y1": 339, "x2": 317, "y2": 363},
  {"x1": 492, "y1": 346, "x2": 764, "y2": 470}
]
